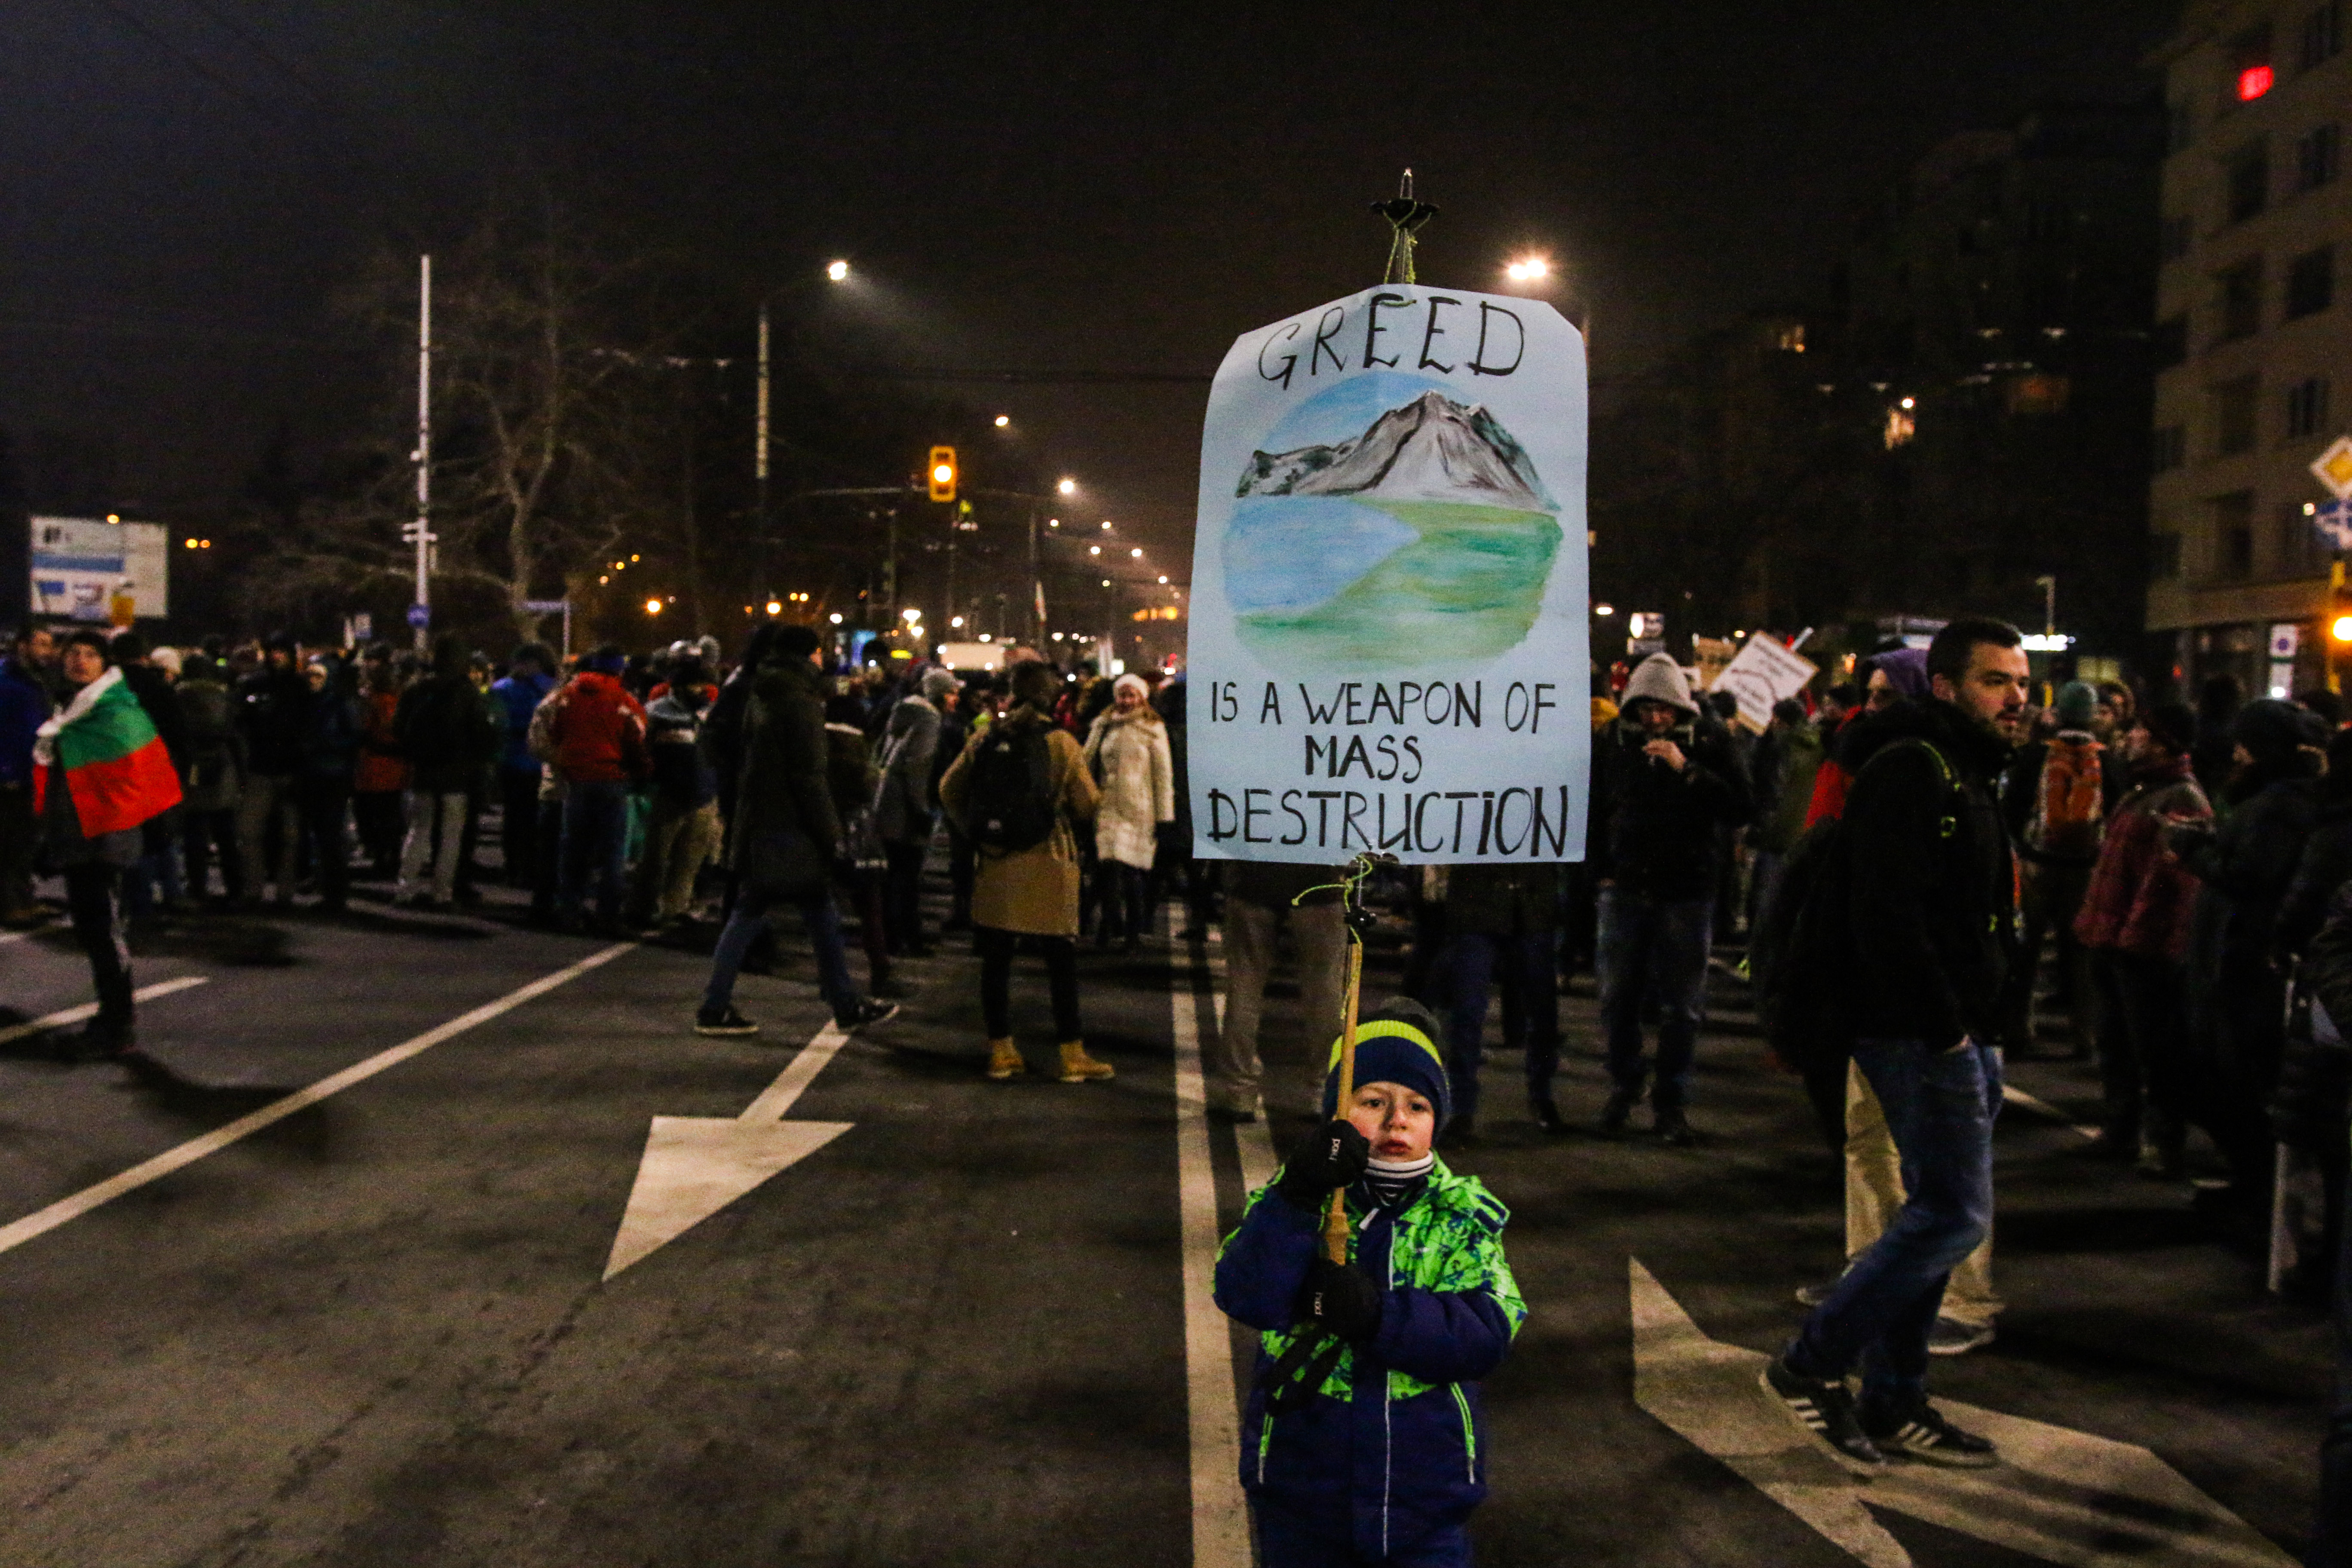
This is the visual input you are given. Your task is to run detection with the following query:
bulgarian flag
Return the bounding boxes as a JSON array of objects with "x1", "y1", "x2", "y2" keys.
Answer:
[{"x1": 31, "y1": 666, "x2": 183, "y2": 835}]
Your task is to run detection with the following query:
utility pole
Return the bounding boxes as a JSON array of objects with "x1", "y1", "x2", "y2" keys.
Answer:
[
  {"x1": 1029, "y1": 504, "x2": 1043, "y2": 649},
  {"x1": 755, "y1": 301, "x2": 771, "y2": 530},
  {"x1": 403, "y1": 254, "x2": 435, "y2": 652}
]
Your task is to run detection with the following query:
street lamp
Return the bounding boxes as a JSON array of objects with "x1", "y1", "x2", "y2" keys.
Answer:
[
  {"x1": 1505, "y1": 256, "x2": 1550, "y2": 282},
  {"x1": 829, "y1": 612, "x2": 844, "y2": 624},
  {"x1": 1057, "y1": 477, "x2": 1077, "y2": 496},
  {"x1": 826, "y1": 260, "x2": 850, "y2": 283},
  {"x1": 645, "y1": 598, "x2": 664, "y2": 616},
  {"x1": 1130, "y1": 547, "x2": 1142, "y2": 558},
  {"x1": 994, "y1": 415, "x2": 1011, "y2": 428}
]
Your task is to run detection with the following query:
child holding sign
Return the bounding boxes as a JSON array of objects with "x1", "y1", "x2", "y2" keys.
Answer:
[{"x1": 1214, "y1": 999, "x2": 1526, "y2": 1565}]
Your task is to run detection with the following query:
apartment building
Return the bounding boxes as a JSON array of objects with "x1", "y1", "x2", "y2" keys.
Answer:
[{"x1": 2150, "y1": 0, "x2": 2352, "y2": 697}]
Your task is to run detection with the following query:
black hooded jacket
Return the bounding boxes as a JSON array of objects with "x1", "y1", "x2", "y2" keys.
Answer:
[
  {"x1": 1585, "y1": 711, "x2": 1752, "y2": 900},
  {"x1": 1840, "y1": 697, "x2": 2018, "y2": 1049}
]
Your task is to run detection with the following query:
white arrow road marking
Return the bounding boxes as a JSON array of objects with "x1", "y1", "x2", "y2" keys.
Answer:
[
  {"x1": 1629, "y1": 1259, "x2": 2296, "y2": 1566},
  {"x1": 2002, "y1": 1084, "x2": 2101, "y2": 1141},
  {"x1": 0, "y1": 945, "x2": 635, "y2": 1259},
  {"x1": 0, "y1": 974, "x2": 210, "y2": 1047},
  {"x1": 601, "y1": 1022, "x2": 854, "y2": 1281}
]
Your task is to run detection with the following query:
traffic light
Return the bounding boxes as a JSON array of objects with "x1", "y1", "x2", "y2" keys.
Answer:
[
  {"x1": 2333, "y1": 560, "x2": 2352, "y2": 645},
  {"x1": 928, "y1": 445, "x2": 958, "y2": 503}
]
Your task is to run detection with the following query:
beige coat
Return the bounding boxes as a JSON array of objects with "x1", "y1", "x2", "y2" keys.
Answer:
[
  {"x1": 939, "y1": 706, "x2": 1099, "y2": 937},
  {"x1": 1082, "y1": 706, "x2": 1175, "y2": 870}
]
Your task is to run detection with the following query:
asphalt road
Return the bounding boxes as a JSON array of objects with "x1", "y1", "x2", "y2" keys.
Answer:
[{"x1": 0, "y1": 874, "x2": 2331, "y2": 1567}]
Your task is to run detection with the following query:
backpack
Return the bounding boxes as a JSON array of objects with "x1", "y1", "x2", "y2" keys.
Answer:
[
  {"x1": 2026, "y1": 736, "x2": 2104, "y2": 860},
  {"x1": 1750, "y1": 738, "x2": 1960, "y2": 1073},
  {"x1": 963, "y1": 722, "x2": 1058, "y2": 852}
]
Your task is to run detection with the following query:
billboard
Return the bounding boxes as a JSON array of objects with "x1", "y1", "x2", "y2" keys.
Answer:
[{"x1": 30, "y1": 516, "x2": 171, "y2": 622}]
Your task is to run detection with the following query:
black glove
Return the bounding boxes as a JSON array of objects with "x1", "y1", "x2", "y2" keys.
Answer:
[
  {"x1": 1296, "y1": 1257, "x2": 1384, "y2": 1343},
  {"x1": 1277, "y1": 1120, "x2": 1370, "y2": 1211}
]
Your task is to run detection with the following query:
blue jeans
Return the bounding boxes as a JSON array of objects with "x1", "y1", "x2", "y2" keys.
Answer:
[
  {"x1": 1444, "y1": 929, "x2": 1560, "y2": 1126},
  {"x1": 703, "y1": 885, "x2": 857, "y2": 1021},
  {"x1": 1788, "y1": 1037, "x2": 2000, "y2": 1411},
  {"x1": 557, "y1": 779, "x2": 630, "y2": 924},
  {"x1": 1595, "y1": 887, "x2": 1712, "y2": 1107}
]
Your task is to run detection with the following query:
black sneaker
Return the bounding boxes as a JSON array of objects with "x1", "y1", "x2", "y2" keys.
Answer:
[
  {"x1": 836, "y1": 998, "x2": 900, "y2": 1031},
  {"x1": 1654, "y1": 1106, "x2": 1695, "y2": 1146},
  {"x1": 1528, "y1": 1092, "x2": 1567, "y2": 1135},
  {"x1": 1862, "y1": 1398, "x2": 1999, "y2": 1468},
  {"x1": 1596, "y1": 1089, "x2": 1638, "y2": 1138},
  {"x1": 1760, "y1": 1357, "x2": 1885, "y2": 1476},
  {"x1": 695, "y1": 1006, "x2": 760, "y2": 1037}
]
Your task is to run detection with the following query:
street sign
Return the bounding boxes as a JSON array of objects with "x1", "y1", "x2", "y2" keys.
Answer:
[
  {"x1": 2311, "y1": 498, "x2": 2352, "y2": 552},
  {"x1": 352, "y1": 612, "x2": 373, "y2": 642},
  {"x1": 521, "y1": 598, "x2": 567, "y2": 614},
  {"x1": 2312, "y1": 435, "x2": 2352, "y2": 499},
  {"x1": 406, "y1": 603, "x2": 431, "y2": 630}
]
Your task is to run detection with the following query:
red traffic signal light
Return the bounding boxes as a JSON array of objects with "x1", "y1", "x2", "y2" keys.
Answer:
[{"x1": 928, "y1": 445, "x2": 958, "y2": 503}]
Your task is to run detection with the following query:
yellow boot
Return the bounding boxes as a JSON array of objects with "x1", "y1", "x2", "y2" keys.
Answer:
[
  {"x1": 987, "y1": 1037, "x2": 1025, "y2": 1080},
  {"x1": 1058, "y1": 1039, "x2": 1115, "y2": 1083}
]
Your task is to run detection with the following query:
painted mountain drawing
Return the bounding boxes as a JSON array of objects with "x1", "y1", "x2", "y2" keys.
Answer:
[
  {"x1": 1236, "y1": 390, "x2": 1553, "y2": 510},
  {"x1": 1223, "y1": 386, "x2": 1562, "y2": 670}
]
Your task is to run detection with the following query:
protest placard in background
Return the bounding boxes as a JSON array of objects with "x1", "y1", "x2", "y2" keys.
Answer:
[
  {"x1": 1709, "y1": 634, "x2": 1818, "y2": 734},
  {"x1": 1184, "y1": 285, "x2": 1588, "y2": 864}
]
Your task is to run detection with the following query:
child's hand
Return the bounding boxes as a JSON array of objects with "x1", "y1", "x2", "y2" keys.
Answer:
[
  {"x1": 1296, "y1": 1258, "x2": 1383, "y2": 1343},
  {"x1": 1276, "y1": 1120, "x2": 1371, "y2": 1210}
]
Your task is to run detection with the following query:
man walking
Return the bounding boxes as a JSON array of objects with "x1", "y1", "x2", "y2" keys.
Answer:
[
  {"x1": 1763, "y1": 617, "x2": 2027, "y2": 1472},
  {"x1": 395, "y1": 635, "x2": 498, "y2": 910},
  {"x1": 546, "y1": 645, "x2": 647, "y2": 934},
  {"x1": 1585, "y1": 652, "x2": 1752, "y2": 1142}
]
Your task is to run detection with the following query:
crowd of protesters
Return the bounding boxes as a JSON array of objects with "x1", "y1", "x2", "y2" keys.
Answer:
[{"x1": 10, "y1": 610, "x2": 2352, "y2": 1559}]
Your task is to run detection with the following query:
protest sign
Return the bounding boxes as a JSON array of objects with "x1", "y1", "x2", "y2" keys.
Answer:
[
  {"x1": 1185, "y1": 284, "x2": 1588, "y2": 864},
  {"x1": 1709, "y1": 634, "x2": 1818, "y2": 734}
]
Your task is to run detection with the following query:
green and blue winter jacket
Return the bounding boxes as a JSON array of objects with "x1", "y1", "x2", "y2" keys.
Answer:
[{"x1": 1213, "y1": 1160, "x2": 1525, "y2": 1558}]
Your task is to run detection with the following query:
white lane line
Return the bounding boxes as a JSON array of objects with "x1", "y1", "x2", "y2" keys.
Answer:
[
  {"x1": 0, "y1": 922, "x2": 54, "y2": 946},
  {"x1": 737, "y1": 1021, "x2": 851, "y2": 1123},
  {"x1": 0, "y1": 975, "x2": 211, "y2": 1047},
  {"x1": 2001, "y1": 1084, "x2": 2100, "y2": 1141},
  {"x1": 1170, "y1": 922, "x2": 1253, "y2": 1568},
  {"x1": 0, "y1": 942, "x2": 637, "y2": 1260}
]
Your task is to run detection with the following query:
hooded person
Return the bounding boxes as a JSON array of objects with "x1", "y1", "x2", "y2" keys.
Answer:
[
  {"x1": 1583, "y1": 652, "x2": 1752, "y2": 1141},
  {"x1": 2170, "y1": 696, "x2": 2328, "y2": 1207},
  {"x1": 1213, "y1": 998, "x2": 1527, "y2": 1568},
  {"x1": 872, "y1": 663, "x2": 952, "y2": 956},
  {"x1": 1804, "y1": 649, "x2": 1932, "y2": 827}
]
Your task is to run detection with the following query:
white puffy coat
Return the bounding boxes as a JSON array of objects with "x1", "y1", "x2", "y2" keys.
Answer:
[{"x1": 1083, "y1": 706, "x2": 1175, "y2": 870}]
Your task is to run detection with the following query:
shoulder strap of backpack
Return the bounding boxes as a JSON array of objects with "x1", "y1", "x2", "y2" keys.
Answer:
[{"x1": 1857, "y1": 736, "x2": 1962, "y2": 841}]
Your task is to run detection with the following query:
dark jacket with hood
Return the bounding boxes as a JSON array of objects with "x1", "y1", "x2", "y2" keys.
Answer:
[
  {"x1": 2175, "y1": 698, "x2": 2325, "y2": 978},
  {"x1": 236, "y1": 656, "x2": 311, "y2": 778},
  {"x1": 727, "y1": 657, "x2": 841, "y2": 891},
  {"x1": 395, "y1": 639, "x2": 500, "y2": 794},
  {"x1": 1585, "y1": 656, "x2": 1752, "y2": 901},
  {"x1": 1840, "y1": 696, "x2": 2018, "y2": 1049}
]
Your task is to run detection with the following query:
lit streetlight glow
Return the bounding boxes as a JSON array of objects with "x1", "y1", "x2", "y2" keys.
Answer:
[
  {"x1": 829, "y1": 612, "x2": 844, "y2": 624},
  {"x1": 1129, "y1": 547, "x2": 1142, "y2": 558},
  {"x1": 902, "y1": 607, "x2": 922, "y2": 622},
  {"x1": 644, "y1": 598, "x2": 664, "y2": 616},
  {"x1": 825, "y1": 260, "x2": 850, "y2": 282},
  {"x1": 1505, "y1": 256, "x2": 1551, "y2": 282},
  {"x1": 994, "y1": 415, "x2": 1010, "y2": 428},
  {"x1": 1057, "y1": 477, "x2": 1077, "y2": 496},
  {"x1": 766, "y1": 600, "x2": 782, "y2": 616}
]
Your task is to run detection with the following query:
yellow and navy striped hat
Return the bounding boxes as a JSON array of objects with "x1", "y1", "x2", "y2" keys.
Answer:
[{"x1": 1322, "y1": 998, "x2": 1452, "y2": 1128}]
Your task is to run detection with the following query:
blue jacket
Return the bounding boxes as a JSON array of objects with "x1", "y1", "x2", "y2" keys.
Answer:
[
  {"x1": 0, "y1": 657, "x2": 52, "y2": 790},
  {"x1": 490, "y1": 672, "x2": 555, "y2": 774},
  {"x1": 1213, "y1": 1163, "x2": 1523, "y2": 1559}
]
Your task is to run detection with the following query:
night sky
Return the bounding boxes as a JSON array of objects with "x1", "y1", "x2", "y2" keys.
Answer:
[{"x1": 6, "y1": 0, "x2": 2178, "y2": 571}]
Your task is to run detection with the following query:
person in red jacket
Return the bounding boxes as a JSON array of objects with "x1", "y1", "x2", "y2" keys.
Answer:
[
  {"x1": 548, "y1": 645, "x2": 647, "y2": 934},
  {"x1": 2073, "y1": 702, "x2": 2209, "y2": 1175}
]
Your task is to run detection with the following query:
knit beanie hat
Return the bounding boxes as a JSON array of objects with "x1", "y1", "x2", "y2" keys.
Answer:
[
  {"x1": 1320, "y1": 997, "x2": 1452, "y2": 1129},
  {"x1": 1621, "y1": 652, "x2": 1697, "y2": 715},
  {"x1": 2054, "y1": 680, "x2": 2099, "y2": 729},
  {"x1": 921, "y1": 668, "x2": 961, "y2": 701}
]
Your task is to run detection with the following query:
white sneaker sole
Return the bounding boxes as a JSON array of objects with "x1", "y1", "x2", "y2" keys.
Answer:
[{"x1": 1757, "y1": 1368, "x2": 1885, "y2": 1478}]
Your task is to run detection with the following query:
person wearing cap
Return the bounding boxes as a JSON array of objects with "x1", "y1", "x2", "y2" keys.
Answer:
[
  {"x1": 1081, "y1": 671, "x2": 1174, "y2": 952},
  {"x1": 1584, "y1": 650, "x2": 1752, "y2": 1142},
  {"x1": 874, "y1": 665, "x2": 956, "y2": 957},
  {"x1": 1213, "y1": 998, "x2": 1525, "y2": 1568}
]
